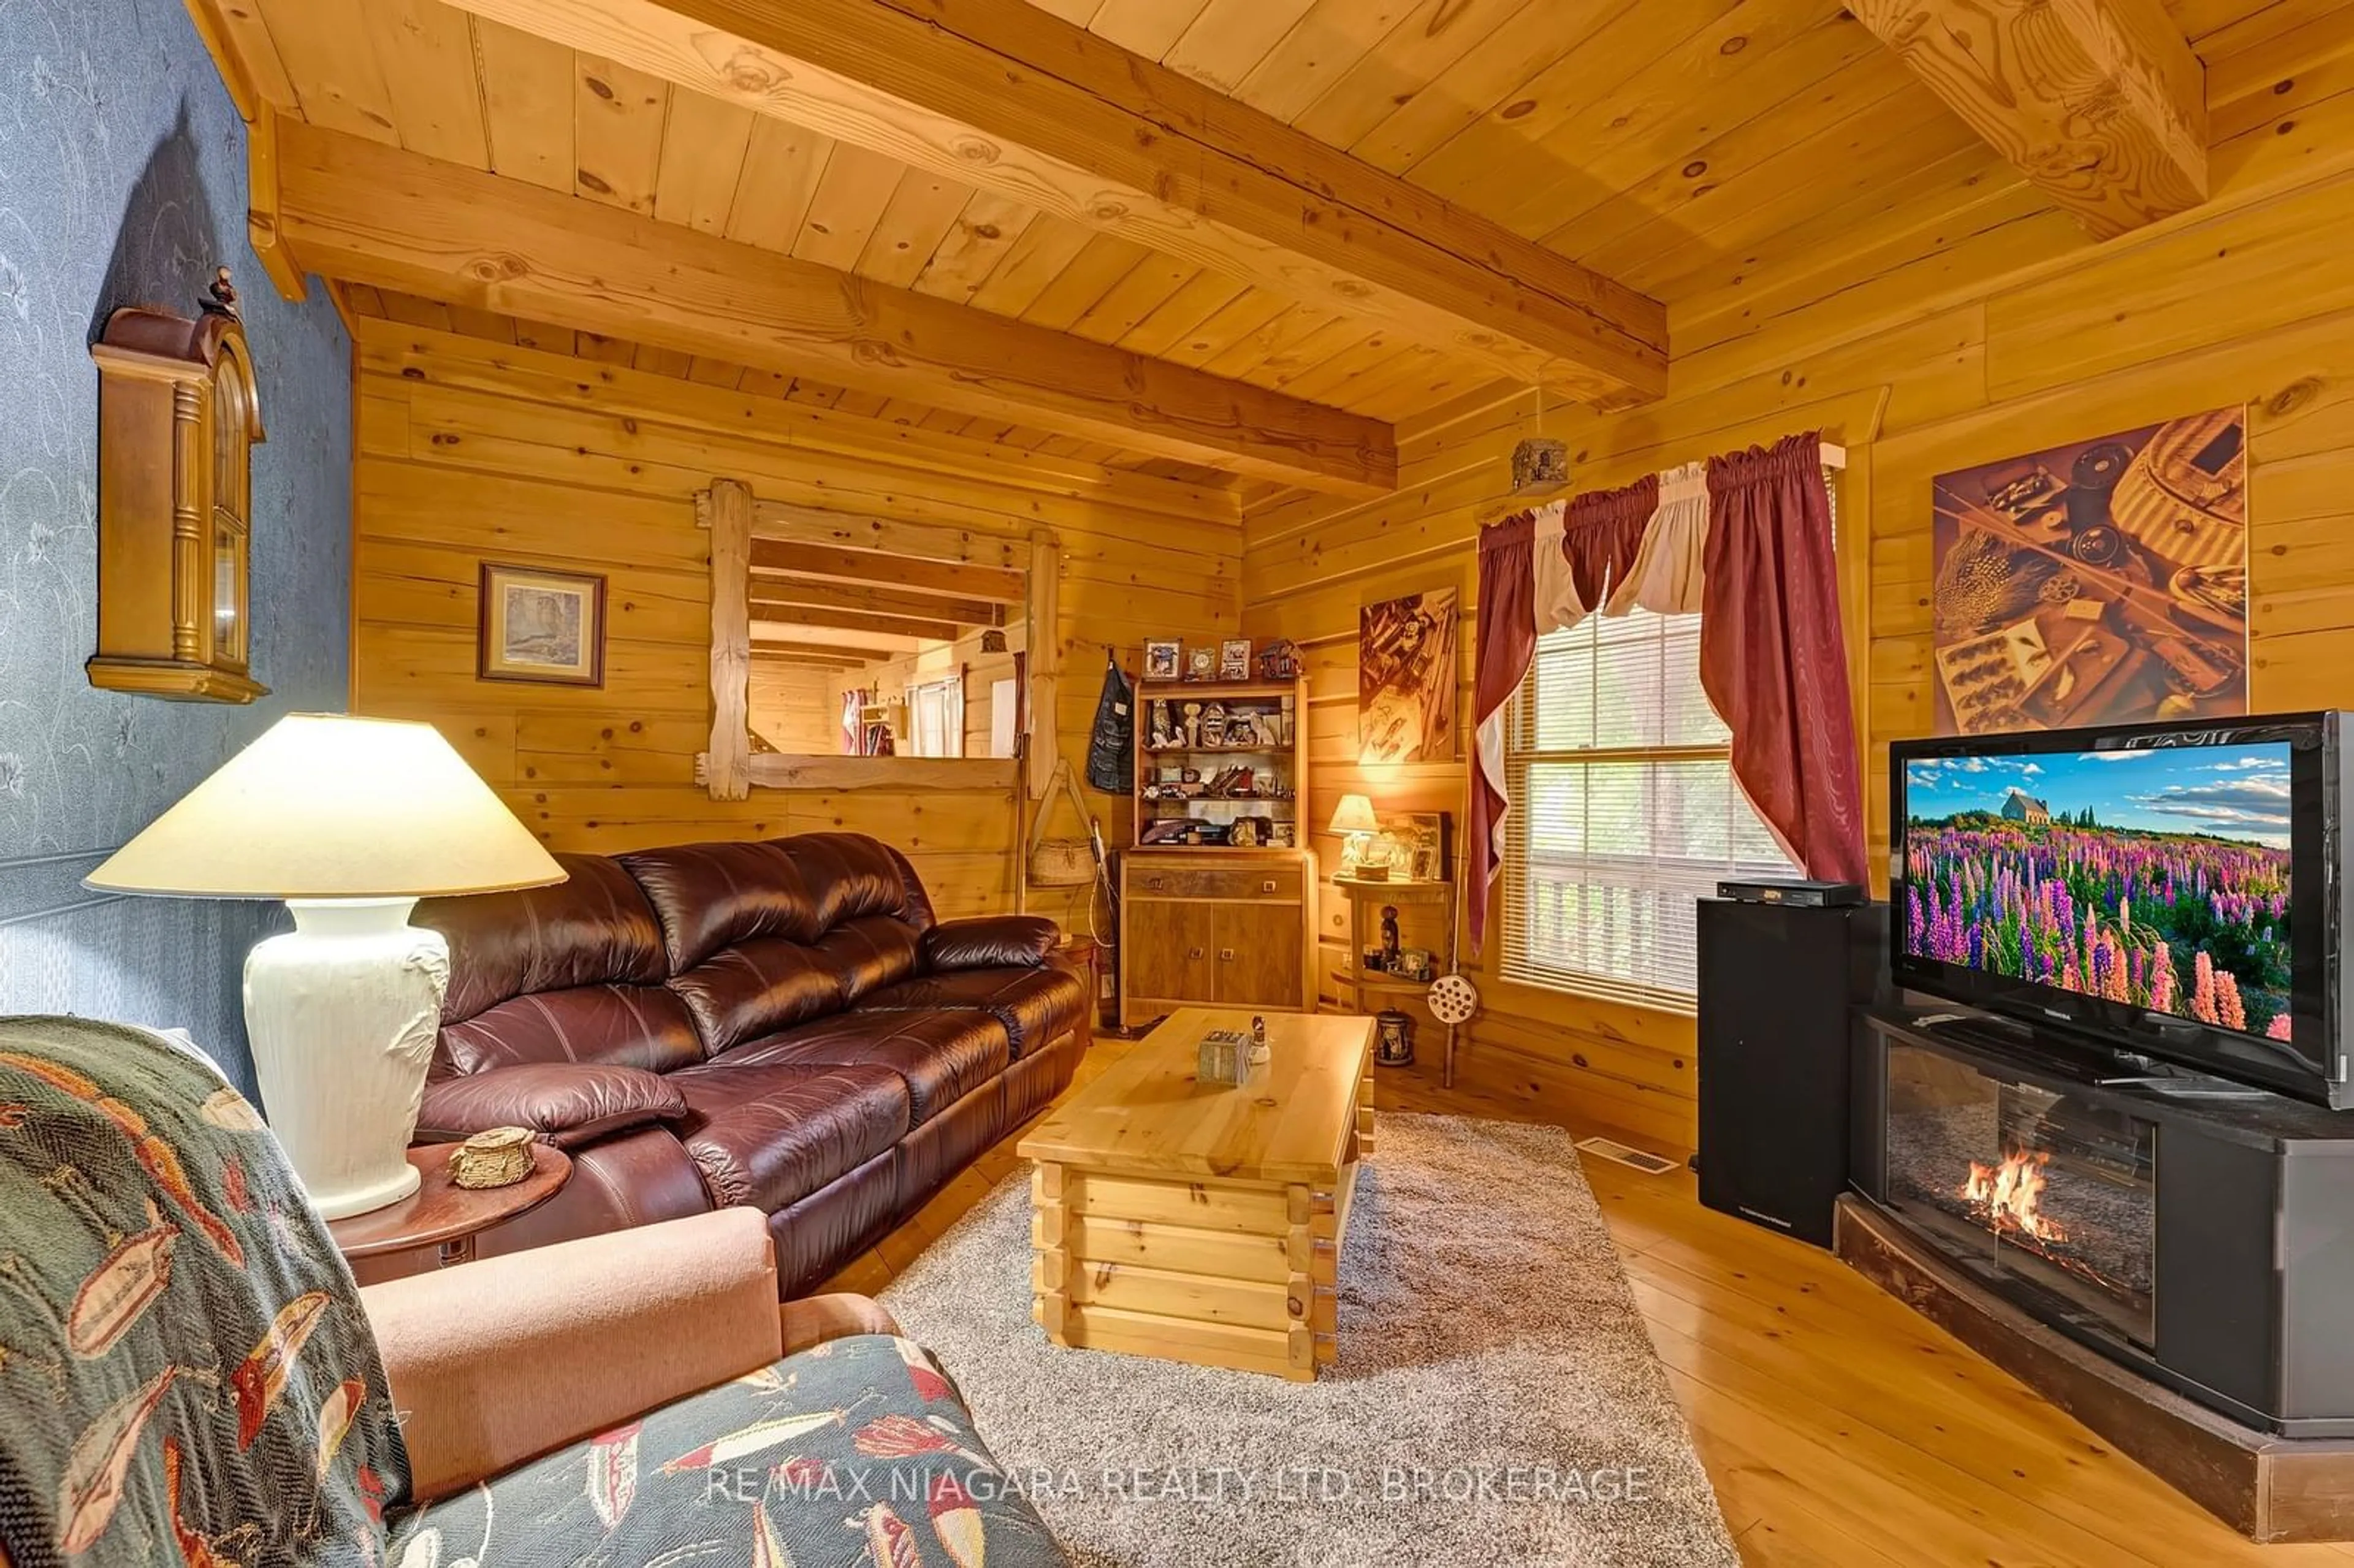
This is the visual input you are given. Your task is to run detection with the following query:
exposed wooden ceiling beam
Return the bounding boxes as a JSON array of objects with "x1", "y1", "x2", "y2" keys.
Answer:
[
  {"x1": 751, "y1": 619, "x2": 930, "y2": 654},
  {"x1": 433, "y1": 0, "x2": 1667, "y2": 405},
  {"x1": 749, "y1": 575, "x2": 1005, "y2": 627},
  {"x1": 753, "y1": 653, "x2": 872, "y2": 671},
  {"x1": 274, "y1": 117, "x2": 1396, "y2": 494},
  {"x1": 180, "y1": 1, "x2": 306, "y2": 300},
  {"x1": 750, "y1": 539, "x2": 1027, "y2": 603},
  {"x1": 755, "y1": 603, "x2": 964, "y2": 642},
  {"x1": 1852, "y1": 0, "x2": 2206, "y2": 238},
  {"x1": 754, "y1": 639, "x2": 894, "y2": 664}
]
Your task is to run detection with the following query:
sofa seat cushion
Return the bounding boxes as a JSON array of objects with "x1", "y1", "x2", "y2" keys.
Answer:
[
  {"x1": 668, "y1": 1060, "x2": 910, "y2": 1212},
  {"x1": 853, "y1": 966, "x2": 1087, "y2": 1059},
  {"x1": 715, "y1": 1011, "x2": 1011, "y2": 1126}
]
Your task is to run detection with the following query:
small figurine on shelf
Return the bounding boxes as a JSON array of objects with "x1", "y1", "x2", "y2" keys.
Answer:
[
  {"x1": 1230, "y1": 817, "x2": 1262, "y2": 847},
  {"x1": 1149, "y1": 700, "x2": 1175, "y2": 748},
  {"x1": 1249, "y1": 1014, "x2": 1270, "y2": 1065},
  {"x1": 1224, "y1": 716, "x2": 1260, "y2": 747},
  {"x1": 1183, "y1": 701, "x2": 1203, "y2": 747},
  {"x1": 1381, "y1": 905, "x2": 1402, "y2": 970},
  {"x1": 1201, "y1": 702, "x2": 1227, "y2": 747}
]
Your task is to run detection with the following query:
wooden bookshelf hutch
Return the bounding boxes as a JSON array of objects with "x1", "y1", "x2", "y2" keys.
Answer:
[{"x1": 1118, "y1": 676, "x2": 1316, "y2": 1029}]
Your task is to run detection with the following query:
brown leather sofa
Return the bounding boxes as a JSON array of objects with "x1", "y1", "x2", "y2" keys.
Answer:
[{"x1": 406, "y1": 832, "x2": 1089, "y2": 1295}]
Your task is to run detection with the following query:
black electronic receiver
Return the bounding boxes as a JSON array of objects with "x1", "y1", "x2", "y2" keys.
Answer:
[{"x1": 1713, "y1": 878, "x2": 1864, "y2": 908}]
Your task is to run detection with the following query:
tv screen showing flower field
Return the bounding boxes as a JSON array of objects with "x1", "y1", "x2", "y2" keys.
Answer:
[{"x1": 1902, "y1": 743, "x2": 2293, "y2": 1041}]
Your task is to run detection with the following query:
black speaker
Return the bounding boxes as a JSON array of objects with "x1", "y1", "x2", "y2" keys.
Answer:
[{"x1": 1696, "y1": 897, "x2": 1886, "y2": 1247}]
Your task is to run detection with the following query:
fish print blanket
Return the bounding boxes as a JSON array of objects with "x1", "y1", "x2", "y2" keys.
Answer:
[
  {"x1": 0, "y1": 1017, "x2": 409, "y2": 1566},
  {"x1": 392, "y1": 1333, "x2": 1069, "y2": 1567}
]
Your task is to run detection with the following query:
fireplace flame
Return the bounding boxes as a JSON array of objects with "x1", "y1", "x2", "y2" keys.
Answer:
[{"x1": 1960, "y1": 1151, "x2": 2067, "y2": 1245}]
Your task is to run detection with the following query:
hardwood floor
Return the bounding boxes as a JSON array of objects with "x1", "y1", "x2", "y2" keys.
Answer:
[{"x1": 821, "y1": 1033, "x2": 2354, "y2": 1567}]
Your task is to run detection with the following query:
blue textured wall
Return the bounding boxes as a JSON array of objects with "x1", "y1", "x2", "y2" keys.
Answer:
[{"x1": 0, "y1": 0, "x2": 352, "y2": 1097}]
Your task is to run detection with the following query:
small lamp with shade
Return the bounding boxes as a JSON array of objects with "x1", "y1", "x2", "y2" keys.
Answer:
[
  {"x1": 1330, "y1": 793, "x2": 1385, "y2": 881},
  {"x1": 85, "y1": 714, "x2": 565, "y2": 1219}
]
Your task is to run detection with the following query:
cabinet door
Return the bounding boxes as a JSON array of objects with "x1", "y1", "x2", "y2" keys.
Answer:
[
  {"x1": 1129, "y1": 900, "x2": 1219, "y2": 1003},
  {"x1": 1213, "y1": 903, "x2": 1304, "y2": 1008}
]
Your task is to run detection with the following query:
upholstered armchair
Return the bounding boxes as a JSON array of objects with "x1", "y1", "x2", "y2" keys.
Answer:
[{"x1": 0, "y1": 1017, "x2": 1065, "y2": 1567}]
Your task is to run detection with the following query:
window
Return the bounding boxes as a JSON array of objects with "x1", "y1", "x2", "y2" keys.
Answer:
[
  {"x1": 905, "y1": 674, "x2": 965, "y2": 758},
  {"x1": 1499, "y1": 606, "x2": 1797, "y2": 1011}
]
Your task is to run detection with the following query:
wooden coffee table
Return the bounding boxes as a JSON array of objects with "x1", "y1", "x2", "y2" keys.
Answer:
[{"x1": 1020, "y1": 1007, "x2": 1375, "y2": 1382}]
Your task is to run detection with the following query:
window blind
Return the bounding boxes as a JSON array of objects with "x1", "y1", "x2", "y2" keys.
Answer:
[{"x1": 1497, "y1": 472, "x2": 1838, "y2": 1010}]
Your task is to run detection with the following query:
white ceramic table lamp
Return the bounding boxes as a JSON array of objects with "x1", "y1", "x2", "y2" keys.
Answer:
[
  {"x1": 1330, "y1": 793, "x2": 1382, "y2": 880},
  {"x1": 86, "y1": 714, "x2": 565, "y2": 1219}
]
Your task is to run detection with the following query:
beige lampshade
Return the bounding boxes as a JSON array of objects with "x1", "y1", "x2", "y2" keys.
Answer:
[
  {"x1": 86, "y1": 714, "x2": 565, "y2": 900},
  {"x1": 1329, "y1": 793, "x2": 1381, "y2": 835}
]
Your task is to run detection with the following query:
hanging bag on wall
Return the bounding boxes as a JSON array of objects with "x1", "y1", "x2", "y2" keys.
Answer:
[
  {"x1": 1085, "y1": 654, "x2": 1135, "y2": 794},
  {"x1": 1027, "y1": 758, "x2": 1099, "y2": 888}
]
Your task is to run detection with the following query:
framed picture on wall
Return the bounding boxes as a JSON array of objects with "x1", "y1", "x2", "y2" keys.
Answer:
[
  {"x1": 478, "y1": 563, "x2": 606, "y2": 687},
  {"x1": 1360, "y1": 588, "x2": 1459, "y2": 763},
  {"x1": 1929, "y1": 407, "x2": 2249, "y2": 734}
]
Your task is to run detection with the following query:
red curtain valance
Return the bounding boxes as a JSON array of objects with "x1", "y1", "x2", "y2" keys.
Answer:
[{"x1": 1466, "y1": 433, "x2": 1867, "y2": 957}]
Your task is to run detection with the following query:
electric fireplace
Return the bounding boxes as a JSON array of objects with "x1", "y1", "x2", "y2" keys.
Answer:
[
  {"x1": 1851, "y1": 1004, "x2": 2354, "y2": 1439},
  {"x1": 1882, "y1": 1038, "x2": 2155, "y2": 1349}
]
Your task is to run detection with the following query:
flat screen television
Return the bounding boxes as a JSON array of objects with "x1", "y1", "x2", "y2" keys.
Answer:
[{"x1": 1889, "y1": 713, "x2": 2352, "y2": 1108}]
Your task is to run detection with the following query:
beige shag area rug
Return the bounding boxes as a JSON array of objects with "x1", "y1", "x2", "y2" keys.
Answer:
[{"x1": 879, "y1": 1112, "x2": 1740, "y2": 1567}]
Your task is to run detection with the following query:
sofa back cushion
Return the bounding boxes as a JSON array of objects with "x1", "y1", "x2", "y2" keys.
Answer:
[
  {"x1": 419, "y1": 854, "x2": 703, "y2": 1076},
  {"x1": 619, "y1": 840, "x2": 818, "y2": 971},
  {"x1": 621, "y1": 834, "x2": 936, "y2": 1056}
]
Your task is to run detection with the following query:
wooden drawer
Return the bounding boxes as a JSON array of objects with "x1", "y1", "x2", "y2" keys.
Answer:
[{"x1": 1127, "y1": 861, "x2": 1305, "y2": 902}]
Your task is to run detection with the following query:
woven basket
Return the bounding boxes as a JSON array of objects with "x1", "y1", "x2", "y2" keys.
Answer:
[
  {"x1": 1029, "y1": 840, "x2": 1094, "y2": 887},
  {"x1": 1027, "y1": 759, "x2": 1098, "y2": 888},
  {"x1": 450, "y1": 1126, "x2": 535, "y2": 1190}
]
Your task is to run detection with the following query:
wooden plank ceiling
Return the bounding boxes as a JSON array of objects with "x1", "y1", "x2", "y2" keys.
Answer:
[{"x1": 203, "y1": 0, "x2": 2318, "y2": 485}]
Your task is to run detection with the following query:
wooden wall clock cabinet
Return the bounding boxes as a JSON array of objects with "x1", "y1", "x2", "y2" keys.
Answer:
[
  {"x1": 1119, "y1": 674, "x2": 1316, "y2": 1029},
  {"x1": 88, "y1": 269, "x2": 267, "y2": 703}
]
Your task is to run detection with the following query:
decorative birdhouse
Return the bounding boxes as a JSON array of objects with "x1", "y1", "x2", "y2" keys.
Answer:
[{"x1": 1511, "y1": 435, "x2": 1571, "y2": 494}]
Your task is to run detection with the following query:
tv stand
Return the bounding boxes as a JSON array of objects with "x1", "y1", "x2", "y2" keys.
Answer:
[{"x1": 1848, "y1": 1002, "x2": 2354, "y2": 1538}]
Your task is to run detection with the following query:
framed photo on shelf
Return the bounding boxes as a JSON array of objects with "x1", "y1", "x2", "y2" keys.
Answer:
[
  {"x1": 1374, "y1": 812, "x2": 1450, "y2": 883},
  {"x1": 478, "y1": 563, "x2": 605, "y2": 687},
  {"x1": 1143, "y1": 639, "x2": 1181, "y2": 681},
  {"x1": 1219, "y1": 637, "x2": 1252, "y2": 679},
  {"x1": 1186, "y1": 645, "x2": 1217, "y2": 682}
]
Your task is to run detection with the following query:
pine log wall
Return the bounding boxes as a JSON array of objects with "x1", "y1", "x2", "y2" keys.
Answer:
[
  {"x1": 349, "y1": 317, "x2": 1241, "y2": 929},
  {"x1": 1243, "y1": 125, "x2": 2354, "y2": 1153}
]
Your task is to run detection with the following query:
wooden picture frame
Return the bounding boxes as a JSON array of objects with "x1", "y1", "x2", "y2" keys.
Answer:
[
  {"x1": 478, "y1": 563, "x2": 606, "y2": 687},
  {"x1": 1373, "y1": 810, "x2": 1450, "y2": 883},
  {"x1": 695, "y1": 483, "x2": 1060, "y2": 802},
  {"x1": 1219, "y1": 637, "x2": 1252, "y2": 679}
]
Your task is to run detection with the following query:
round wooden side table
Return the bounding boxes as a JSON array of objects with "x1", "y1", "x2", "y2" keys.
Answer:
[{"x1": 327, "y1": 1142, "x2": 572, "y2": 1268}]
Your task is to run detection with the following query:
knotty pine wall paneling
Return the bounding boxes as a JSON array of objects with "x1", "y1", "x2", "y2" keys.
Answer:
[
  {"x1": 351, "y1": 319, "x2": 1240, "y2": 927},
  {"x1": 748, "y1": 663, "x2": 835, "y2": 753},
  {"x1": 1245, "y1": 133, "x2": 2354, "y2": 1152}
]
